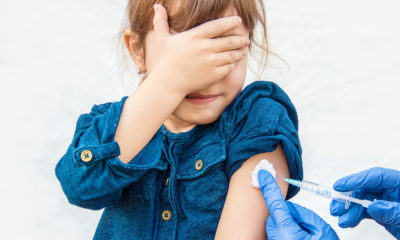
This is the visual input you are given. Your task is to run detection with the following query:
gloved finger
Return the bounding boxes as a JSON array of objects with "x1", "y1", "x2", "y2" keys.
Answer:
[
  {"x1": 286, "y1": 202, "x2": 323, "y2": 223},
  {"x1": 367, "y1": 200, "x2": 400, "y2": 227},
  {"x1": 287, "y1": 202, "x2": 330, "y2": 226},
  {"x1": 265, "y1": 216, "x2": 280, "y2": 240},
  {"x1": 266, "y1": 215, "x2": 277, "y2": 230},
  {"x1": 258, "y1": 170, "x2": 296, "y2": 225},
  {"x1": 286, "y1": 202, "x2": 329, "y2": 238},
  {"x1": 331, "y1": 189, "x2": 366, "y2": 216},
  {"x1": 330, "y1": 199, "x2": 347, "y2": 216},
  {"x1": 337, "y1": 203, "x2": 366, "y2": 228},
  {"x1": 267, "y1": 204, "x2": 310, "y2": 240},
  {"x1": 333, "y1": 167, "x2": 400, "y2": 192},
  {"x1": 385, "y1": 225, "x2": 400, "y2": 240}
]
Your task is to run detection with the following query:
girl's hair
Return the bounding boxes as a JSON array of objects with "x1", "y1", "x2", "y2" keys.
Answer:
[{"x1": 118, "y1": 0, "x2": 287, "y2": 85}]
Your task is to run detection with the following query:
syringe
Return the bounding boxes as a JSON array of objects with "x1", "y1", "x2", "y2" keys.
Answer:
[{"x1": 284, "y1": 178, "x2": 373, "y2": 209}]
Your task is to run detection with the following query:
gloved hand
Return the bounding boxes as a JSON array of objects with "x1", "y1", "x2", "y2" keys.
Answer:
[
  {"x1": 330, "y1": 167, "x2": 400, "y2": 239},
  {"x1": 258, "y1": 170, "x2": 339, "y2": 240}
]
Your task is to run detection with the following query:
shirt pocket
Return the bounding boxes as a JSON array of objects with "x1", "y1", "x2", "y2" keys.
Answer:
[{"x1": 177, "y1": 139, "x2": 228, "y2": 210}]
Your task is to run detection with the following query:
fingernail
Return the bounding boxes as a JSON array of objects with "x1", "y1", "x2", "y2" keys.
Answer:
[
  {"x1": 153, "y1": 4, "x2": 159, "y2": 13},
  {"x1": 236, "y1": 16, "x2": 242, "y2": 24}
]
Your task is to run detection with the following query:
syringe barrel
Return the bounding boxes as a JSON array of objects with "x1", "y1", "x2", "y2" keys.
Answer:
[
  {"x1": 300, "y1": 181, "x2": 353, "y2": 209},
  {"x1": 331, "y1": 191, "x2": 373, "y2": 208},
  {"x1": 300, "y1": 181, "x2": 334, "y2": 198},
  {"x1": 291, "y1": 179, "x2": 372, "y2": 209}
]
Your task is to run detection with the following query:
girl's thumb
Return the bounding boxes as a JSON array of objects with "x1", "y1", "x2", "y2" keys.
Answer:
[{"x1": 153, "y1": 4, "x2": 169, "y2": 36}]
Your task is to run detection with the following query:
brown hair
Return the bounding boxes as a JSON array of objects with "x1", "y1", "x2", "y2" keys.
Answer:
[{"x1": 118, "y1": 0, "x2": 287, "y2": 84}]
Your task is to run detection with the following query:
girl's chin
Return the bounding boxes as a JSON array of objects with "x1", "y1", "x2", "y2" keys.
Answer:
[{"x1": 179, "y1": 113, "x2": 222, "y2": 126}]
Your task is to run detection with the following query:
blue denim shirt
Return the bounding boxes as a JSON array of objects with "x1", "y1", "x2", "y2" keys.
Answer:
[{"x1": 55, "y1": 80, "x2": 303, "y2": 239}]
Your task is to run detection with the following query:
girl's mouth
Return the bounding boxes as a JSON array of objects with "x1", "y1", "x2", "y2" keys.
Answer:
[{"x1": 185, "y1": 94, "x2": 219, "y2": 104}]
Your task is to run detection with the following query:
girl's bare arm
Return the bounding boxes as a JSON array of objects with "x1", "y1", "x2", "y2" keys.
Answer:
[
  {"x1": 114, "y1": 72, "x2": 185, "y2": 164},
  {"x1": 215, "y1": 144, "x2": 290, "y2": 239}
]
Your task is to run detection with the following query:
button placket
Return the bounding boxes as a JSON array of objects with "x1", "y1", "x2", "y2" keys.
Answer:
[
  {"x1": 164, "y1": 177, "x2": 169, "y2": 186},
  {"x1": 157, "y1": 205, "x2": 177, "y2": 240},
  {"x1": 161, "y1": 139, "x2": 185, "y2": 218}
]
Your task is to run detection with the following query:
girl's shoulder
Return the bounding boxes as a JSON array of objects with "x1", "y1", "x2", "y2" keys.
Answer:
[
  {"x1": 89, "y1": 96, "x2": 129, "y2": 116},
  {"x1": 221, "y1": 80, "x2": 299, "y2": 136}
]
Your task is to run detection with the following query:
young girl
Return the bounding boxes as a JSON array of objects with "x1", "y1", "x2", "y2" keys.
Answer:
[{"x1": 55, "y1": 0, "x2": 303, "y2": 239}]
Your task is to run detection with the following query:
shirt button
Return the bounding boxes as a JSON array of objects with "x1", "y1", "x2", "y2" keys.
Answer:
[
  {"x1": 162, "y1": 210, "x2": 171, "y2": 221},
  {"x1": 164, "y1": 177, "x2": 169, "y2": 186},
  {"x1": 80, "y1": 150, "x2": 93, "y2": 162},
  {"x1": 195, "y1": 159, "x2": 203, "y2": 171}
]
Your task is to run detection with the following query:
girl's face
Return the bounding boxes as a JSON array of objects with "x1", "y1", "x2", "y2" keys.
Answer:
[{"x1": 131, "y1": 6, "x2": 249, "y2": 133}]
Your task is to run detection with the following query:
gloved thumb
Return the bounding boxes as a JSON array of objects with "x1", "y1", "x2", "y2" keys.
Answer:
[
  {"x1": 153, "y1": 4, "x2": 170, "y2": 37},
  {"x1": 258, "y1": 170, "x2": 296, "y2": 225},
  {"x1": 367, "y1": 200, "x2": 400, "y2": 227}
]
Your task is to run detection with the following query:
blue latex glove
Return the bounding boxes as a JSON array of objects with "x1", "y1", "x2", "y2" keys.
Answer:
[
  {"x1": 258, "y1": 170, "x2": 339, "y2": 240},
  {"x1": 330, "y1": 167, "x2": 400, "y2": 239}
]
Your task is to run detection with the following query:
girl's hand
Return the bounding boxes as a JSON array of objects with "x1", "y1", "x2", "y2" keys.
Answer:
[{"x1": 149, "y1": 3, "x2": 249, "y2": 96}]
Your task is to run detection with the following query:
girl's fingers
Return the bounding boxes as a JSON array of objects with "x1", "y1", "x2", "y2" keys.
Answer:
[
  {"x1": 190, "y1": 16, "x2": 242, "y2": 39},
  {"x1": 211, "y1": 48, "x2": 246, "y2": 79},
  {"x1": 153, "y1": 4, "x2": 170, "y2": 38},
  {"x1": 214, "y1": 62, "x2": 236, "y2": 80},
  {"x1": 211, "y1": 47, "x2": 247, "y2": 67},
  {"x1": 208, "y1": 35, "x2": 250, "y2": 53}
]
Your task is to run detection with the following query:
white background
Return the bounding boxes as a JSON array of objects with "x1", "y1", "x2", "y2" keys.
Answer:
[{"x1": 1, "y1": 0, "x2": 399, "y2": 239}]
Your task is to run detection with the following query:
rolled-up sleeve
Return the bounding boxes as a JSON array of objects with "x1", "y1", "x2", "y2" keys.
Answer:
[
  {"x1": 222, "y1": 81, "x2": 303, "y2": 200},
  {"x1": 55, "y1": 96, "x2": 165, "y2": 210}
]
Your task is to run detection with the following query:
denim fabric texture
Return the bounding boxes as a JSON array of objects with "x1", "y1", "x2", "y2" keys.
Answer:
[{"x1": 55, "y1": 80, "x2": 303, "y2": 239}]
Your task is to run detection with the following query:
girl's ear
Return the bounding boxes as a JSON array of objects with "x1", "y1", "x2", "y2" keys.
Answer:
[{"x1": 123, "y1": 29, "x2": 146, "y2": 73}]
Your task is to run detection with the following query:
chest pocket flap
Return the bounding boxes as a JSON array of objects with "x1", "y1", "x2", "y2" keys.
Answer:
[
  {"x1": 176, "y1": 139, "x2": 226, "y2": 179},
  {"x1": 176, "y1": 139, "x2": 228, "y2": 210}
]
